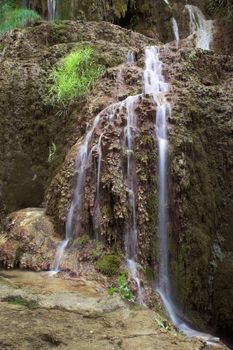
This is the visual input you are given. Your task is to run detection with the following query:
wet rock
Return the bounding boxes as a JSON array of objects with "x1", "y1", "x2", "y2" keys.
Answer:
[{"x1": 0, "y1": 208, "x2": 59, "y2": 270}]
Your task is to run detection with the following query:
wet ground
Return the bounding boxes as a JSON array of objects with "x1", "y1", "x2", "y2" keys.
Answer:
[{"x1": 0, "y1": 270, "x2": 229, "y2": 350}]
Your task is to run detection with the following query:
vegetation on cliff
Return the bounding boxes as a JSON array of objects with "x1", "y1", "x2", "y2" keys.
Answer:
[
  {"x1": 0, "y1": 1, "x2": 40, "y2": 36},
  {"x1": 48, "y1": 46, "x2": 105, "y2": 104}
]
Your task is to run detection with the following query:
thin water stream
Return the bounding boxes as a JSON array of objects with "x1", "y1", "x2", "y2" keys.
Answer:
[
  {"x1": 47, "y1": 0, "x2": 56, "y2": 21},
  {"x1": 144, "y1": 45, "x2": 220, "y2": 346}
]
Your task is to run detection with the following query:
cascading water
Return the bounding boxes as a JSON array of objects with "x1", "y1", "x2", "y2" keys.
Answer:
[
  {"x1": 93, "y1": 132, "x2": 104, "y2": 240},
  {"x1": 50, "y1": 113, "x2": 101, "y2": 274},
  {"x1": 186, "y1": 5, "x2": 214, "y2": 50},
  {"x1": 127, "y1": 51, "x2": 135, "y2": 66},
  {"x1": 144, "y1": 46, "x2": 220, "y2": 345},
  {"x1": 144, "y1": 45, "x2": 171, "y2": 306},
  {"x1": 172, "y1": 17, "x2": 180, "y2": 47},
  {"x1": 123, "y1": 95, "x2": 144, "y2": 304},
  {"x1": 162, "y1": 0, "x2": 180, "y2": 48},
  {"x1": 47, "y1": 0, "x2": 56, "y2": 21},
  {"x1": 50, "y1": 95, "x2": 143, "y2": 276}
]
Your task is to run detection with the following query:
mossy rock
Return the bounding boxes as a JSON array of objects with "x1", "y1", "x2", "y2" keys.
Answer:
[
  {"x1": 76, "y1": 234, "x2": 90, "y2": 247},
  {"x1": 4, "y1": 296, "x2": 39, "y2": 309},
  {"x1": 95, "y1": 254, "x2": 121, "y2": 276}
]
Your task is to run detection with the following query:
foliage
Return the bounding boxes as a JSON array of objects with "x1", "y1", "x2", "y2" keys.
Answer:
[
  {"x1": 207, "y1": 0, "x2": 233, "y2": 20},
  {"x1": 4, "y1": 296, "x2": 39, "y2": 309},
  {"x1": 95, "y1": 254, "x2": 121, "y2": 276},
  {"x1": 188, "y1": 50, "x2": 197, "y2": 61},
  {"x1": 154, "y1": 317, "x2": 170, "y2": 330},
  {"x1": 108, "y1": 274, "x2": 135, "y2": 302},
  {"x1": 48, "y1": 46, "x2": 105, "y2": 104},
  {"x1": 0, "y1": 2, "x2": 40, "y2": 36}
]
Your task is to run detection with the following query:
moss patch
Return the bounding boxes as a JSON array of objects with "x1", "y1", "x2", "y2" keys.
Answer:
[
  {"x1": 4, "y1": 296, "x2": 39, "y2": 309},
  {"x1": 95, "y1": 254, "x2": 121, "y2": 276}
]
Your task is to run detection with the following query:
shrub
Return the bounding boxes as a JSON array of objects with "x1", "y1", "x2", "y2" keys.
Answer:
[
  {"x1": 0, "y1": 6, "x2": 41, "y2": 36},
  {"x1": 48, "y1": 46, "x2": 105, "y2": 104},
  {"x1": 95, "y1": 254, "x2": 121, "y2": 276}
]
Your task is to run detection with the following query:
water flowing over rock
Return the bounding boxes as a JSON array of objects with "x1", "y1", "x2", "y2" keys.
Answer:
[
  {"x1": 0, "y1": 1, "x2": 233, "y2": 347},
  {"x1": 185, "y1": 5, "x2": 214, "y2": 50},
  {"x1": 47, "y1": 0, "x2": 56, "y2": 21}
]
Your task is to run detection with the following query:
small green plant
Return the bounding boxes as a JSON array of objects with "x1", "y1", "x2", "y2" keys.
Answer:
[
  {"x1": 48, "y1": 46, "x2": 105, "y2": 104},
  {"x1": 0, "y1": 5, "x2": 41, "y2": 36},
  {"x1": 48, "y1": 142, "x2": 56, "y2": 163},
  {"x1": 188, "y1": 50, "x2": 196, "y2": 61},
  {"x1": 95, "y1": 254, "x2": 121, "y2": 276},
  {"x1": 154, "y1": 317, "x2": 170, "y2": 330},
  {"x1": 76, "y1": 234, "x2": 90, "y2": 246},
  {"x1": 108, "y1": 274, "x2": 135, "y2": 302},
  {"x1": 4, "y1": 296, "x2": 39, "y2": 309}
]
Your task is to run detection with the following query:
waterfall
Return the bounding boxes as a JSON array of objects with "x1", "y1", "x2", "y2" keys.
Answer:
[
  {"x1": 143, "y1": 46, "x2": 220, "y2": 345},
  {"x1": 127, "y1": 51, "x2": 135, "y2": 66},
  {"x1": 49, "y1": 113, "x2": 100, "y2": 274},
  {"x1": 144, "y1": 45, "x2": 171, "y2": 306},
  {"x1": 186, "y1": 5, "x2": 214, "y2": 50},
  {"x1": 123, "y1": 95, "x2": 144, "y2": 304},
  {"x1": 47, "y1": 0, "x2": 56, "y2": 21},
  {"x1": 172, "y1": 17, "x2": 180, "y2": 47},
  {"x1": 93, "y1": 132, "x2": 104, "y2": 240},
  {"x1": 163, "y1": 0, "x2": 170, "y2": 6}
]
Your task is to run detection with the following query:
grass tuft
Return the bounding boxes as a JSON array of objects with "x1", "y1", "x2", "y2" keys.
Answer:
[
  {"x1": 0, "y1": 6, "x2": 41, "y2": 36},
  {"x1": 48, "y1": 46, "x2": 105, "y2": 105}
]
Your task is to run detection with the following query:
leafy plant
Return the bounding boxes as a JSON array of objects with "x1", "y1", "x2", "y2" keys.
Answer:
[
  {"x1": 108, "y1": 274, "x2": 135, "y2": 302},
  {"x1": 48, "y1": 46, "x2": 105, "y2": 104},
  {"x1": 188, "y1": 50, "x2": 197, "y2": 61},
  {"x1": 154, "y1": 317, "x2": 169, "y2": 330},
  {"x1": 0, "y1": 4, "x2": 41, "y2": 36}
]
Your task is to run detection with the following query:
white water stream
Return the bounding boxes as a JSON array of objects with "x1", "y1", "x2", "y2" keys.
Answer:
[
  {"x1": 172, "y1": 17, "x2": 180, "y2": 47},
  {"x1": 123, "y1": 95, "x2": 144, "y2": 304},
  {"x1": 186, "y1": 5, "x2": 214, "y2": 50},
  {"x1": 144, "y1": 46, "x2": 220, "y2": 346},
  {"x1": 47, "y1": 0, "x2": 56, "y2": 21}
]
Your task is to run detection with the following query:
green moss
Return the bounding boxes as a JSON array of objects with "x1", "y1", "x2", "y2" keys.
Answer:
[
  {"x1": 15, "y1": 246, "x2": 24, "y2": 261},
  {"x1": 114, "y1": 0, "x2": 128, "y2": 18},
  {"x1": 4, "y1": 296, "x2": 39, "y2": 309},
  {"x1": 151, "y1": 238, "x2": 159, "y2": 260},
  {"x1": 95, "y1": 254, "x2": 121, "y2": 276},
  {"x1": 144, "y1": 266, "x2": 155, "y2": 282},
  {"x1": 76, "y1": 234, "x2": 90, "y2": 246}
]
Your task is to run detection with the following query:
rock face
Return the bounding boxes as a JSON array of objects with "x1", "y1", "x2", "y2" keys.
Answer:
[
  {"x1": 0, "y1": 208, "x2": 59, "y2": 270},
  {"x1": 0, "y1": 11, "x2": 233, "y2": 340},
  {"x1": 0, "y1": 20, "x2": 155, "y2": 219},
  {"x1": 165, "y1": 49, "x2": 233, "y2": 333}
]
